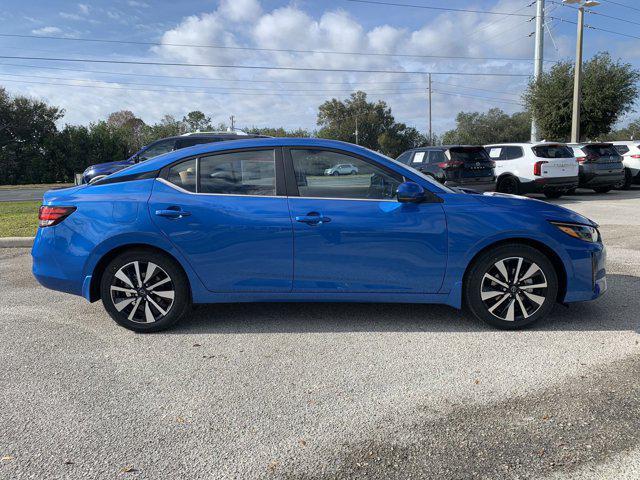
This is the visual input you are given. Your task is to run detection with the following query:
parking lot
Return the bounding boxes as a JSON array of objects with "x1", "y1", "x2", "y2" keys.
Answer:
[{"x1": 1, "y1": 189, "x2": 639, "y2": 479}]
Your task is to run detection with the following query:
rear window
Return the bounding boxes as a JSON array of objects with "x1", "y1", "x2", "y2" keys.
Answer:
[
  {"x1": 532, "y1": 145, "x2": 574, "y2": 159},
  {"x1": 614, "y1": 145, "x2": 630, "y2": 155},
  {"x1": 582, "y1": 144, "x2": 619, "y2": 157},
  {"x1": 448, "y1": 147, "x2": 490, "y2": 162}
]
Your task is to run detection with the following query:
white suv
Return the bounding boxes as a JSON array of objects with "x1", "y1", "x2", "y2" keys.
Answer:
[
  {"x1": 610, "y1": 141, "x2": 640, "y2": 189},
  {"x1": 485, "y1": 143, "x2": 579, "y2": 199}
]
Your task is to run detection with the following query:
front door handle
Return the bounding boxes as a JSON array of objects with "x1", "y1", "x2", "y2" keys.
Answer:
[
  {"x1": 295, "y1": 212, "x2": 331, "y2": 225},
  {"x1": 155, "y1": 207, "x2": 191, "y2": 219}
]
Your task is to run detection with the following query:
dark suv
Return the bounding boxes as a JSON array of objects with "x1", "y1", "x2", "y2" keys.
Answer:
[
  {"x1": 568, "y1": 143, "x2": 625, "y2": 193},
  {"x1": 396, "y1": 146, "x2": 496, "y2": 191},
  {"x1": 81, "y1": 132, "x2": 269, "y2": 184}
]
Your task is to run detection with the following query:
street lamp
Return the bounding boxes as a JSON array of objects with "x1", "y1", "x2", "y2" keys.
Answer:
[{"x1": 563, "y1": 0, "x2": 600, "y2": 142}]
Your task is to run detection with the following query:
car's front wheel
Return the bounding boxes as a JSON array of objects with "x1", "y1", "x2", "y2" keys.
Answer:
[
  {"x1": 100, "y1": 249, "x2": 191, "y2": 332},
  {"x1": 465, "y1": 244, "x2": 558, "y2": 329}
]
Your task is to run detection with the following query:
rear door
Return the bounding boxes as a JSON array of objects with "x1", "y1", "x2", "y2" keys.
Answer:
[
  {"x1": 149, "y1": 148, "x2": 293, "y2": 292},
  {"x1": 285, "y1": 148, "x2": 447, "y2": 293},
  {"x1": 531, "y1": 144, "x2": 579, "y2": 178}
]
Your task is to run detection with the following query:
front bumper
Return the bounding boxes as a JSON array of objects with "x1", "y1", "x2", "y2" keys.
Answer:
[{"x1": 564, "y1": 241, "x2": 607, "y2": 303}]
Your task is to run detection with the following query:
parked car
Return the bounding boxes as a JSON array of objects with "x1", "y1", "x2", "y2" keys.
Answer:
[
  {"x1": 568, "y1": 143, "x2": 625, "y2": 193},
  {"x1": 33, "y1": 138, "x2": 606, "y2": 333},
  {"x1": 485, "y1": 143, "x2": 579, "y2": 199},
  {"x1": 610, "y1": 141, "x2": 640, "y2": 189},
  {"x1": 81, "y1": 131, "x2": 269, "y2": 184},
  {"x1": 324, "y1": 163, "x2": 359, "y2": 176},
  {"x1": 396, "y1": 146, "x2": 495, "y2": 191}
]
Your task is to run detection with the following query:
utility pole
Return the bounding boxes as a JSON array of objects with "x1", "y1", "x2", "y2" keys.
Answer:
[
  {"x1": 355, "y1": 115, "x2": 359, "y2": 145},
  {"x1": 229, "y1": 115, "x2": 235, "y2": 131},
  {"x1": 531, "y1": 0, "x2": 545, "y2": 142},
  {"x1": 428, "y1": 73, "x2": 432, "y2": 145},
  {"x1": 570, "y1": 6, "x2": 585, "y2": 143}
]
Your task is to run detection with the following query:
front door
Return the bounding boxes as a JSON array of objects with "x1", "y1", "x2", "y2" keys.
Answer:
[
  {"x1": 286, "y1": 148, "x2": 447, "y2": 293},
  {"x1": 149, "y1": 148, "x2": 293, "y2": 292}
]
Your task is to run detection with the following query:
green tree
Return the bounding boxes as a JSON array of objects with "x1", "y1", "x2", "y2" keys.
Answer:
[
  {"x1": 441, "y1": 108, "x2": 531, "y2": 145},
  {"x1": 603, "y1": 118, "x2": 640, "y2": 141},
  {"x1": 524, "y1": 52, "x2": 638, "y2": 141},
  {"x1": 244, "y1": 126, "x2": 312, "y2": 137},
  {"x1": 316, "y1": 91, "x2": 426, "y2": 157},
  {"x1": 0, "y1": 87, "x2": 64, "y2": 184},
  {"x1": 106, "y1": 110, "x2": 146, "y2": 152},
  {"x1": 182, "y1": 111, "x2": 212, "y2": 132}
]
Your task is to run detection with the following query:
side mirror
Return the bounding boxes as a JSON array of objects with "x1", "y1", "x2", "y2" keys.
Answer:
[{"x1": 397, "y1": 181, "x2": 426, "y2": 203}]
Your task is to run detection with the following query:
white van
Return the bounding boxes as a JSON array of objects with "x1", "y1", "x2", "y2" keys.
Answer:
[
  {"x1": 610, "y1": 141, "x2": 640, "y2": 189},
  {"x1": 485, "y1": 143, "x2": 579, "y2": 199}
]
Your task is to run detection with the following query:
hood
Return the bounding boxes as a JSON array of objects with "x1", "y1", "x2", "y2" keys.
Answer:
[{"x1": 475, "y1": 192, "x2": 597, "y2": 227}]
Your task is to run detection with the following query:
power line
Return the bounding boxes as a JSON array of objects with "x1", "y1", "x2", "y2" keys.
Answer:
[
  {"x1": 0, "y1": 77, "x2": 427, "y2": 98},
  {"x1": 549, "y1": 17, "x2": 640, "y2": 41},
  {"x1": 431, "y1": 81, "x2": 524, "y2": 98},
  {"x1": 0, "y1": 32, "x2": 556, "y2": 63},
  {"x1": 0, "y1": 55, "x2": 532, "y2": 77},
  {"x1": 0, "y1": 72, "x2": 429, "y2": 94},
  {"x1": 344, "y1": 0, "x2": 533, "y2": 17},
  {"x1": 433, "y1": 90, "x2": 525, "y2": 106},
  {"x1": 592, "y1": 0, "x2": 640, "y2": 13},
  {"x1": 549, "y1": 0, "x2": 640, "y2": 26}
]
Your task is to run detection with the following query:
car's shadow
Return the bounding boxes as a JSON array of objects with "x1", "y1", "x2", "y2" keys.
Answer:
[{"x1": 169, "y1": 274, "x2": 640, "y2": 335}]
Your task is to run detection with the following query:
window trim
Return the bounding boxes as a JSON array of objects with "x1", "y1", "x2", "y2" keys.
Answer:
[{"x1": 158, "y1": 146, "x2": 286, "y2": 197}]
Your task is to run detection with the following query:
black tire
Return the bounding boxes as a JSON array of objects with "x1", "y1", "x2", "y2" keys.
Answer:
[
  {"x1": 332, "y1": 171, "x2": 339, "y2": 176},
  {"x1": 544, "y1": 191, "x2": 563, "y2": 199},
  {"x1": 593, "y1": 186, "x2": 612, "y2": 194},
  {"x1": 465, "y1": 244, "x2": 558, "y2": 330},
  {"x1": 617, "y1": 168, "x2": 633, "y2": 190},
  {"x1": 566, "y1": 188, "x2": 577, "y2": 195},
  {"x1": 100, "y1": 249, "x2": 191, "y2": 333},
  {"x1": 497, "y1": 176, "x2": 520, "y2": 195}
]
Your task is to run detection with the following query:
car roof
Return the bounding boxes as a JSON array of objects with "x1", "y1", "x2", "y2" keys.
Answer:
[
  {"x1": 154, "y1": 133, "x2": 269, "y2": 142},
  {"x1": 485, "y1": 143, "x2": 569, "y2": 148},
  {"x1": 107, "y1": 138, "x2": 401, "y2": 180}
]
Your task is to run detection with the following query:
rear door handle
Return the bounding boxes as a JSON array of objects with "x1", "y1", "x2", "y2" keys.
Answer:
[
  {"x1": 295, "y1": 212, "x2": 331, "y2": 225},
  {"x1": 155, "y1": 207, "x2": 191, "y2": 219}
]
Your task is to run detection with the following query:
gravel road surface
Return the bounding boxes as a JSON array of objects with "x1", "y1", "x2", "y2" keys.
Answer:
[{"x1": 1, "y1": 189, "x2": 639, "y2": 479}]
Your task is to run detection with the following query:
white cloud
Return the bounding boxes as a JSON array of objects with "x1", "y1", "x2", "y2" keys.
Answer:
[
  {"x1": 15, "y1": 0, "x2": 579, "y2": 134},
  {"x1": 78, "y1": 3, "x2": 90, "y2": 15},
  {"x1": 128, "y1": 0, "x2": 150, "y2": 7},
  {"x1": 31, "y1": 26, "x2": 63, "y2": 35}
]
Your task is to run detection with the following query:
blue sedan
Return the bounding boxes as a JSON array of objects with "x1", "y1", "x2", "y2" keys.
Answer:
[{"x1": 32, "y1": 138, "x2": 606, "y2": 332}]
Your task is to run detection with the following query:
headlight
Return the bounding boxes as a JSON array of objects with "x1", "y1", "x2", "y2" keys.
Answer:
[{"x1": 550, "y1": 222, "x2": 600, "y2": 242}]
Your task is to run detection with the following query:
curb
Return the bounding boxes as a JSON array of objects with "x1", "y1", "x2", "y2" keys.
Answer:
[{"x1": 0, "y1": 237, "x2": 34, "y2": 248}]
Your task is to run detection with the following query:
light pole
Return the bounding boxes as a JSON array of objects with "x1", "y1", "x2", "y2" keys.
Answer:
[
  {"x1": 531, "y1": 0, "x2": 545, "y2": 142},
  {"x1": 563, "y1": 0, "x2": 600, "y2": 143}
]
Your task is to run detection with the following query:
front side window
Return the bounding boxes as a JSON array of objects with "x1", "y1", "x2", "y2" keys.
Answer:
[
  {"x1": 428, "y1": 150, "x2": 446, "y2": 164},
  {"x1": 290, "y1": 149, "x2": 401, "y2": 200},
  {"x1": 139, "y1": 139, "x2": 176, "y2": 161},
  {"x1": 199, "y1": 149, "x2": 276, "y2": 196}
]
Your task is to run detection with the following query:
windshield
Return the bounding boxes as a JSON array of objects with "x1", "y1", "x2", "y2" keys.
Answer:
[
  {"x1": 448, "y1": 147, "x2": 491, "y2": 162},
  {"x1": 532, "y1": 145, "x2": 574, "y2": 159},
  {"x1": 582, "y1": 144, "x2": 620, "y2": 157}
]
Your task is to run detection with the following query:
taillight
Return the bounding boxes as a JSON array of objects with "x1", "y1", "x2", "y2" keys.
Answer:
[
  {"x1": 576, "y1": 156, "x2": 586, "y2": 164},
  {"x1": 533, "y1": 160, "x2": 548, "y2": 176},
  {"x1": 437, "y1": 160, "x2": 464, "y2": 168},
  {"x1": 38, "y1": 206, "x2": 76, "y2": 228},
  {"x1": 630, "y1": 154, "x2": 640, "y2": 159}
]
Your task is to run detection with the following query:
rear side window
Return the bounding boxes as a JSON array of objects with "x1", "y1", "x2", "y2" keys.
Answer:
[
  {"x1": 582, "y1": 144, "x2": 619, "y2": 157},
  {"x1": 614, "y1": 145, "x2": 630, "y2": 155},
  {"x1": 532, "y1": 145, "x2": 574, "y2": 159},
  {"x1": 487, "y1": 146, "x2": 523, "y2": 160},
  {"x1": 448, "y1": 147, "x2": 490, "y2": 162},
  {"x1": 428, "y1": 150, "x2": 446, "y2": 164},
  {"x1": 199, "y1": 150, "x2": 276, "y2": 196},
  {"x1": 166, "y1": 158, "x2": 196, "y2": 192}
]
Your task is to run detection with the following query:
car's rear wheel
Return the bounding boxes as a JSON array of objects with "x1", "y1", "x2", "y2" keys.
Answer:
[
  {"x1": 465, "y1": 244, "x2": 558, "y2": 329},
  {"x1": 593, "y1": 186, "x2": 612, "y2": 194},
  {"x1": 497, "y1": 176, "x2": 520, "y2": 195},
  {"x1": 100, "y1": 249, "x2": 190, "y2": 332}
]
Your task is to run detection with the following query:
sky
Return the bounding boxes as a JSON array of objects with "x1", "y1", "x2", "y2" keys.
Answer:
[{"x1": 0, "y1": 0, "x2": 638, "y2": 135}]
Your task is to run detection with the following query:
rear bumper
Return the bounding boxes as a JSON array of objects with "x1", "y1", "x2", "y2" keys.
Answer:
[
  {"x1": 31, "y1": 228, "x2": 85, "y2": 297},
  {"x1": 444, "y1": 179, "x2": 495, "y2": 192},
  {"x1": 578, "y1": 166, "x2": 625, "y2": 188},
  {"x1": 523, "y1": 176, "x2": 579, "y2": 193}
]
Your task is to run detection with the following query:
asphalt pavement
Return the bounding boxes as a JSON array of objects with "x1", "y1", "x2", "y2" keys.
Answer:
[
  {"x1": 1, "y1": 189, "x2": 639, "y2": 479},
  {"x1": 0, "y1": 185, "x2": 73, "y2": 203}
]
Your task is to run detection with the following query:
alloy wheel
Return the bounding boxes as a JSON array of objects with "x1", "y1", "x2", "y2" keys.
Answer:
[
  {"x1": 480, "y1": 256, "x2": 548, "y2": 322},
  {"x1": 109, "y1": 261, "x2": 175, "y2": 324}
]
